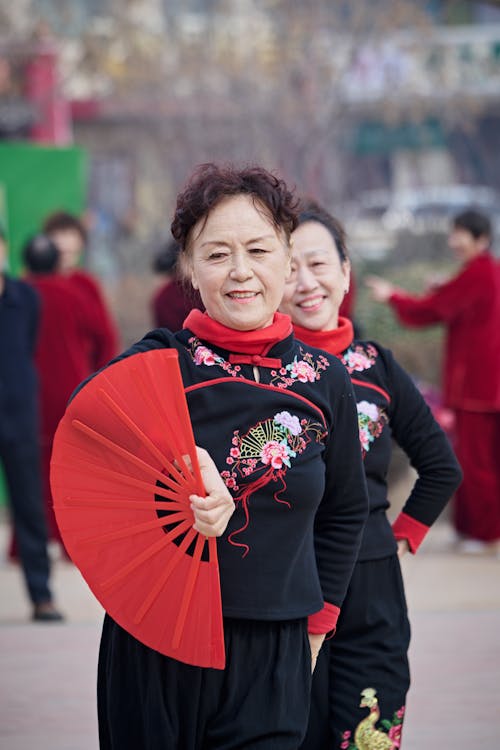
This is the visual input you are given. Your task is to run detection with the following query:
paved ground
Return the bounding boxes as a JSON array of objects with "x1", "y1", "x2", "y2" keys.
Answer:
[{"x1": 0, "y1": 521, "x2": 499, "y2": 749}]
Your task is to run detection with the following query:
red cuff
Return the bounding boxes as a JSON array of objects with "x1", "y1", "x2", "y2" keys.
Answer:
[
  {"x1": 307, "y1": 602, "x2": 340, "y2": 635},
  {"x1": 392, "y1": 512, "x2": 430, "y2": 553}
]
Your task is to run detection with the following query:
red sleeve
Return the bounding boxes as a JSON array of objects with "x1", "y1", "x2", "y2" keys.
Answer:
[
  {"x1": 389, "y1": 260, "x2": 485, "y2": 328},
  {"x1": 70, "y1": 273, "x2": 119, "y2": 368},
  {"x1": 307, "y1": 601, "x2": 340, "y2": 635},
  {"x1": 392, "y1": 511, "x2": 430, "y2": 554}
]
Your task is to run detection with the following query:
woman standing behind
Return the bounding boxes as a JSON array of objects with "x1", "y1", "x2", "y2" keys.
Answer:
[
  {"x1": 150, "y1": 238, "x2": 203, "y2": 330},
  {"x1": 280, "y1": 201, "x2": 462, "y2": 749},
  {"x1": 77, "y1": 166, "x2": 369, "y2": 749}
]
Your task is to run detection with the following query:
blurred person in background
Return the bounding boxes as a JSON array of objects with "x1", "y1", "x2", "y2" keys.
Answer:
[
  {"x1": 367, "y1": 209, "x2": 500, "y2": 554},
  {"x1": 0, "y1": 229, "x2": 63, "y2": 621},
  {"x1": 151, "y1": 237, "x2": 203, "y2": 330},
  {"x1": 43, "y1": 210, "x2": 119, "y2": 368},
  {"x1": 11, "y1": 234, "x2": 109, "y2": 559},
  {"x1": 280, "y1": 201, "x2": 461, "y2": 749}
]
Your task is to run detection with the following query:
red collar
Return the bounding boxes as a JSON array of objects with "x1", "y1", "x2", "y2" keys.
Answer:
[
  {"x1": 293, "y1": 317, "x2": 354, "y2": 356},
  {"x1": 183, "y1": 310, "x2": 293, "y2": 366}
]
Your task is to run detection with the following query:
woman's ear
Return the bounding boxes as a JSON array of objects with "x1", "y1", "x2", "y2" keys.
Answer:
[{"x1": 178, "y1": 252, "x2": 197, "y2": 289}]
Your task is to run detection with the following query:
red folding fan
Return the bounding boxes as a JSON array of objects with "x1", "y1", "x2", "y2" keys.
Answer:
[{"x1": 50, "y1": 349, "x2": 225, "y2": 669}]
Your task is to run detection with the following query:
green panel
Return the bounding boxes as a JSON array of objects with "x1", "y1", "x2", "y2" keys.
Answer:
[
  {"x1": 0, "y1": 185, "x2": 7, "y2": 506},
  {"x1": 0, "y1": 144, "x2": 87, "y2": 506},
  {"x1": 349, "y1": 119, "x2": 445, "y2": 156},
  {"x1": 0, "y1": 142, "x2": 87, "y2": 276}
]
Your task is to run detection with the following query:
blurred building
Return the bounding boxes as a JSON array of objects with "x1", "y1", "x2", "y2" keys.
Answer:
[{"x1": 2, "y1": 0, "x2": 500, "y2": 266}]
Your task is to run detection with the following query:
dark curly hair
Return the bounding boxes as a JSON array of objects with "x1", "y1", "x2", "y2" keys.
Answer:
[
  {"x1": 297, "y1": 199, "x2": 349, "y2": 262},
  {"x1": 171, "y1": 163, "x2": 299, "y2": 251}
]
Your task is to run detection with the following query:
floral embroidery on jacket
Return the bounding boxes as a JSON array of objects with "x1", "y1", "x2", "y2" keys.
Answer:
[
  {"x1": 269, "y1": 349, "x2": 330, "y2": 389},
  {"x1": 341, "y1": 344, "x2": 378, "y2": 374},
  {"x1": 221, "y1": 411, "x2": 326, "y2": 556},
  {"x1": 188, "y1": 338, "x2": 330, "y2": 389},
  {"x1": 188, "y1": 337, "x2": 242, "y2": 377},
  {"x1": 341, "y1": 688, "x2": 405, "y2": 749},
  {"x1": 357, "y1": 400, "x2": 388, "y2": 457}
]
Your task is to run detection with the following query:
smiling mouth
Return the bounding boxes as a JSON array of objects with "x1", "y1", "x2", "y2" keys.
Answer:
[
  {"x1": 227, "y1": 291, "x2": 259, "y2": 301},
  {"x1": 298, "y1": 296, "x2": 324, "y2": 310}
]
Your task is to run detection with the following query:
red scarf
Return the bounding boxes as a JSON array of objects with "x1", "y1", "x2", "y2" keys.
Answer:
[
  {"x1": 183, "y1": 310, "x2": 293, "y2": 367},
  {"x1": 293, "y1": 316, "x2": 354, "y2": 356}
]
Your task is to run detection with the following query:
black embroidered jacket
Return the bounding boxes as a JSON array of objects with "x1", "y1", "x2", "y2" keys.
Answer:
[
  {"x1": 100, "y1": 327, "x2": 369, "y2": 624},
  {"x1": 338, "y1": 340, "x2": 462, "y2": 560}
]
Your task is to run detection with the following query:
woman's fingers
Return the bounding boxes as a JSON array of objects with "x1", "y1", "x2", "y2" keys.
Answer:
[
  {"x1": 190, "y1": 493, "x2": 228, "y2": 511},
  {"x1": 195, "y1": 446, "x2": 231, "y2": 496},
  {"x1": 192, "y1": 499, "x2": 235, "y2": 537},
  {"x1": 308, "y1": 633, "x2": 325, "y2": 673},
  {"x1": 190, "y1": 496, "x2": 232, "y2": 523},
  {"x1": 189, "y1": 446, "x2": 235, "y2": 536}
]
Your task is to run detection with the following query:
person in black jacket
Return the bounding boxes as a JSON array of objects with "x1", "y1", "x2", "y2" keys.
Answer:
[
  {"x1": 280, "y1": 201, "x2": 462, "y2": 749},
  {"x1": 0, "y1": 230, "x2": 63, "y2": 621},
  {"x1": 68, "y1": 164, "x2": 369, "y2": 749}
]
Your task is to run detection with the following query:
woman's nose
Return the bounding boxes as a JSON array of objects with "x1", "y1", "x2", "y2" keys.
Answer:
[
  {"x1": 230, "y1": 253, "x2": 253, "y2": 280},
  {"x1": 296, "y1": 266, "x2": 318, "y2": 292}
]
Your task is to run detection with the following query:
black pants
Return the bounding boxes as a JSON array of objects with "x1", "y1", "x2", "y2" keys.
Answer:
[
  {"x1": 301, "y1": 555, "x2": 411, "y2": 749},
  {"x1": 1, "y1": 437, "x2": 52, "y2": 604},
  {"x1": 98, "y1": 615, "x2": 312, "y2": 750}
]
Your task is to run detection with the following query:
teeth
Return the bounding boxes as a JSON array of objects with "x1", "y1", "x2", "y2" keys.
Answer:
[
  {"x1": 229, "y1": 292, "x2": 256, "y2": 298},
  {"x1": 300, "y1": 298, "x2": 322, "y2": 309}
]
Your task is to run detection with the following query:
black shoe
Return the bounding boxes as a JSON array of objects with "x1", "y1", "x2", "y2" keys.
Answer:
[{"x1": 32, "y1": 602, "x2": 65, "y2": 622}]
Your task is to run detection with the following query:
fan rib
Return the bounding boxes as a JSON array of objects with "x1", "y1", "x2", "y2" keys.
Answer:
[
  {"x1": 125, "y1": 368, "x2": 194, "y2": 486},
  {"x1": 172, "y1": 532, "x2": 206, "y2": 650},
  {"x1": 208, "y1": 536, "x2": 218, "y2": 564},
  {"x1": 133, "y1": 527, "x2": 199, "y2": 624},
  {"x1": 58, "y1": 460, "x2": 190, "y2": 506},
  {"x1": 100, "y1": 518, "x2": 193, "y2": 591},
  {"x1": 61, "y1": 496, "x2": 184, "y2": 512},
  {"x1": 72, "y1": 419, "x2": 188, "y2": 493},
  {"x1": 97, "y1": 387, "x2": 190, "y2": 489},
  {"x1": 147, "y1": 357, "x2": 205, "y2": 493},
  {"x1": 78, "y1": 511, "x2": 189, "y2": 546}
]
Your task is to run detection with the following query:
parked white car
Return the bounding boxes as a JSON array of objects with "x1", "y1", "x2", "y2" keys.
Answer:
[{"x1": 345, "y1": 185, "x2": 500, "y2": 260}]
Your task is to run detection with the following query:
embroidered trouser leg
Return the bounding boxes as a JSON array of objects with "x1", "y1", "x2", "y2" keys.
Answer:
[
  {"x1": 453, "y1": 409, "x2": 500, "y2": 541},
  {"x1": 98, "y1": 614, "x2": 312, "y2": 749},
  {"x1": 300, "y1": 555, "x2": 411, "y2": 749}
]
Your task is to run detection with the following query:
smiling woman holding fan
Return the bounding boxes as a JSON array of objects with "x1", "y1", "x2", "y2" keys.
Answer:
[{"x1": 51, "y1": 164, "x2": 368, "y2": 750}]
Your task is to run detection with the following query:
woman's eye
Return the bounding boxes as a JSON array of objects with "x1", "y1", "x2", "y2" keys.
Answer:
[
  {"x1": 311, "y1": 262, "x2": 325, "y2": 268},
  {"x1": 208, "y1": 251, "x2": 228, "y2": 260},
  {"x1": 249, "y1": 247, "x2": 267, "y2": 254}
]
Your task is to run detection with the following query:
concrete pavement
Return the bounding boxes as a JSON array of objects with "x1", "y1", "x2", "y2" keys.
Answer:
[{"x1": 0, "y1": 521, "x2": 499, "y2": 749}]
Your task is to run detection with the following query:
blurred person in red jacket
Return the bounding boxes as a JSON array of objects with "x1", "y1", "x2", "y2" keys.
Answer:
[
  {"x1": 366, "y1": 209, "x2": 500, "y2": 553},
  {"x1": 151, "y1": 238, "x2": 203, "y2": 331},
  {"x1": 43, "y1": 211, "x2": 119, "y2": 368},
  {"x1": 15, "y1": 234, "x2": 110, "y2": 557}
]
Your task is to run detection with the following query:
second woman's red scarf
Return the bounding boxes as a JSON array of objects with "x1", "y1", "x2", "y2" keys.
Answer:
[{"x1": 293, "y1": 316, "x2": 354, "y2": 356}]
